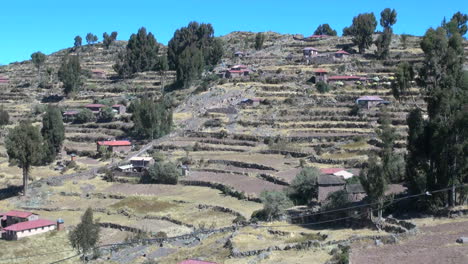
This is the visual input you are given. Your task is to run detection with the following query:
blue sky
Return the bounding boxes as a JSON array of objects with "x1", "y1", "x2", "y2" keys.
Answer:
[{"x1": 0, "y1": 0, "x2": 466, "y2": 65}]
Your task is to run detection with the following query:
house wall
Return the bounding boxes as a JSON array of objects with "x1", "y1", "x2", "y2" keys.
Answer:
[
  {"x1": 5, "y1": 225, "x2": 56, "y2": 240},
  {"x1": 111, "y1": 145, "x2": 132, "y2": 153},
  {"x1": 318, "y1": 185, "x2": 345, "y2": 201}
]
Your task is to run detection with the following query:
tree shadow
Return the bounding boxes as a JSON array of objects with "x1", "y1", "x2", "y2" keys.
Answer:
[{"x1": 0, "y1": 185, "x2": 22, "y2": 200}]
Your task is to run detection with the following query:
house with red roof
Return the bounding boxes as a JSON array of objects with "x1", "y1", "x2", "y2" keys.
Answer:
[
  {"x1": 225, "y1": 64, "x2": 251, "y2": 78},
  {"x1": 178, "y1": 260, "x2": 218, "y2": 264},
  {"x1": 313, "y1": 69, "x2": 328, "y2": 83},
  {"x1": 3, "y1": 219, "x2": 57, "y2": 240},
  {"x1": 97, "y1": 140, "x2": 132, "y2": 153},
  {"x1": 0, "y1": 76, "x2": 9, "y2": 84},
  {"x1": 85, "y1": 103, "x2": 106, "y2": 114},
  {"x1": 91, "y1": 69, "x2": 106, "y2": 79},
  {"x1": 335, "y1": 50, "x2": 350, "y2": 59},
  {"x1": 4, "y1": 210, "x2": 39, "y2": 227}
]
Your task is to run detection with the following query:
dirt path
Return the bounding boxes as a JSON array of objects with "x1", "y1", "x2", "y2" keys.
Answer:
[{"x1": 350, "y1": 219, "x2": 468, "y2": 264}]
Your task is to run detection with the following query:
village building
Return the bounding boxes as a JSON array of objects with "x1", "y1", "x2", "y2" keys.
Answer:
[
  {"x1": 2, "y1": 219, "x2": 57, "y2": 240},
  {"x1": 334, "y1": 50, "x2": 350, "y2": 60},
  {"x1": 130, "y1": 157, "x2": 154, "y2": 171},
  {"x1": 355, "y1": 96, "x2": 388, "y2": 109},
  {"x1": 97, "y1": 140, "x2": 132, "y2": 153},
  {"x1": 4, "y1": 210, "x2": 39, "y2": 227},
  {"x1": 312, "y1": 69, "x2": 328, "y2": 83},
  {"x1": 317, "y1": 174, "x2": 346, "y2": 202},
  {"x1": 63, "y1": 110, "x2": 79, "y2": 122},
  {"x1": 303, "y1": 47, "x2": 319, "y2": 64},
  {"x1": 85, "y1": 104, "x2": 106, "y2": 114},
  {"x1": 234, "y1": 51, "x2": 244, "y2": 57},
  {"x1": 112, "y1": 104, "x2": 126, "y2": 115},
  {"x1": 91, "y1": 69, "x2": 106, "y2": 79},
  {"x1": 0, "y1": 76, "x2": 9, "y2": 84},
  {"x1": 225, "y1": 64, "x2": 251, "y2": 78},
  {"x1": 320, "y1": 168, "x2": 356, "y2": 179},
  {"x1": 306, "y1": 34, "x2": 329, "y2": 40}
]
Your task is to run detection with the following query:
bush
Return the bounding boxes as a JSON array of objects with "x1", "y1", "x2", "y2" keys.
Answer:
[
  {"x1": 144, "y1": 161, "x2": 181, "y2": 184},
  {"x1": 75, "y1": 109, "x2": 94, "y2": 124},
  {"x1": 287, "y1": 167, "x2": 320, "y2": 205},
  {"x1": 233, "y1": 215, "x2": 247, "y2": 225},
  {"x1": 260, "y1": 190, "x2": 293, "y2": 221},
  {"x1": 99, "y1": 106, "x2": 115, "y2": 122},
  {"x1": 250, "y1": 209, "x2": 268, "y2": 222},
  {"x1": 0, "y1": 106, "x2": 9, "y2": 126},
  {"x1": 316, "y1": 81, "x2": 330, "y2": 93}
]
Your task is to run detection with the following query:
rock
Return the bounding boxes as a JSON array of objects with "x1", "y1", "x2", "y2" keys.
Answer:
[{"x1": 456, "y1": 237, "x2": 468, "y2": 244}]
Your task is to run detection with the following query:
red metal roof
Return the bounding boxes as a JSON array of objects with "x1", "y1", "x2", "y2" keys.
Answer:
[
  {"x1": 5, "y1": 210, "x2": 35, "y2": 218},
  {"x1": 112, "y1": 104, "x2": 124, "y2": 107},
  {"x1": 85, "y1": 104, "x2": 106, "y2": 108},
  {"x1": 320, "y1": 168, "x2": 346, "y2": 175},
  {"x1": 335, "y1": 50, "x2": 350, "y2": 55},
  {"x1": 314, "y1": 69, "x2": 328, "y2": 73},
  {"x1": 4, "y1": 219, "x2": 55, "y2": 232},
  {"x1": 97, "y1": 140, "x2": 131, "y2": 146},
  {"x1": 356, "y1": 96, "x2": 383, "y2": 101},
  {"x1": 178, "y1": 260, "x2": 218, "y2": 264}
]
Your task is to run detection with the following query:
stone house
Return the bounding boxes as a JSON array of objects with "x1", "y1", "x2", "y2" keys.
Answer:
[
  {"x1": 334, "y1": 50, "x2": 350, "y2": 60},
  {"x1": 225, "y1": 65, "x2": 251, "y2": 78},
  {"x1": 97, "y1": 140, "x2": 132, "y2": 153},
  {"x1": 317, "y1": 175, "x2": 346, "y2": 201},
  {"x1": 84, "y1": 104, "x2": 106, "y2": 114},
  {"x1": 91, "y1": 69, "x2": 106, "y2": 79},
  {"x1": 303, "y1": 47, "x2": 319, "y2": 64},
  {"x1": 313, "y1": 69, "x2": 328, "y2": 83},
  {"x1": 355, "y1": 96, "x2": 387, "y2": 109},
  {"x1": 62, "y1": 110, "x2": 79, "y2": 122},
  {"x1": 130, "y1": 157, "x2": 155, "y2": 171}
]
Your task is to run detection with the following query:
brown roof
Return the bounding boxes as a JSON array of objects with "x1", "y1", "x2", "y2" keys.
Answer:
[{"x1": 318, "y1": 175, "x2": 345, "y2": 185}]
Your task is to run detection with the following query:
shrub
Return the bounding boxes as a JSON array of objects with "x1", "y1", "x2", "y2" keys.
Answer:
[
  {"x1": 260, "y1": 190, "x2": 293, "y2": 221},
  {"x1": 250, "y1": 209, "x2": 268, "y2": 222},
  {"x1": 0, "y1": 106, "x2": 9, "y2": 126},
  {"x1": 233, "y1": 215, "x2": 247, "y2": 225},
  {"x1": 287, "y1": 167, "x2": 320, "y2": 205},
  {"x1": 99, "y1": 106, "x2": 115, "y2": 122},
  {"x1": 75, "y1": 109, "x2": 94, "y2": 124},
  {"x1": 144, "y1": 161, "x2": 181, "y2": 184},
  {"x1": 316, "y1": 81, "x2": 330, "y2": 93}
]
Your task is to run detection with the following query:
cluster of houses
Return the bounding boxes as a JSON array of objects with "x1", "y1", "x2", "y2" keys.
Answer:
[
  {"x1": 63, "y1": 103, "x2": 126, "y2": 122},
  {"x1": 0, "y1": 210, "x2": 63, "y2": 240},
  {"x1": 303, "y1": 47, "x2": 350, "y2": 64},
  {"x1": 316, "y1": 168, "x2": 405, "y2": 203}
]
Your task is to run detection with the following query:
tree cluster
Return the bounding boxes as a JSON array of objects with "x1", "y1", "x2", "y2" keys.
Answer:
[
  {"x1": 406, "y1": 18, "x2": 468, "y2": 207},
  {"x1": 113, "y1": 27, "x2": 163, "y2": 78},
  {"x1": 85, "y1": 33, "x2": 98, "y2": 45},
  {"x1": 103, "y1": 31, "x2": 118, "y2": 49},
  {"x1": 167, "y1": 22, "x2": 223, "y2": 87},
  {"x1": 130, "y1": 96, "x2": 173, "y2": 139},
  {"x1": 344, "y1": 13, "x2": 377, "y2": 54},
  {"x1": 314, "y1": 24, "x2": 337, "y2": 36}
]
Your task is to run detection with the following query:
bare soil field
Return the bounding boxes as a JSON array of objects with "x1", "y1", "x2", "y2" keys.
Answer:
[{"x1": 350, "y1": 219, "x2": 468, "y2": 264}]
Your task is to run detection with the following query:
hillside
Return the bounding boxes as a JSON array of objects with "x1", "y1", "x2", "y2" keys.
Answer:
[{"x1": 0, "y1": 31, "x2": 467, "y2": 264}]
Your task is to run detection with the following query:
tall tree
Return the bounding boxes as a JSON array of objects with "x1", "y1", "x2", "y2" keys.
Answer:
[
  {"x1": 155, "y1": 55, "x2": 169, "y2": 91},
  {"x1": 313, "y1": 24, "x2": 337, "y2": 36},
  {"x1": 131, "y1": 96, "x2": 173, "y2": 139},
  {"x1": 414, "y1": 24, "x2": 468, "y2": 207},
  {"x1": 69, "y1": 208, "x2": 100, "y2": 256},
  {"x1": 347, "y1": 13, "x2": 377, "y2": 54},
  {"x1": 58, "y1": 55, "x2": 82, "y2": 97},
  {"x1": 5, "y1": 121, "x2": 44, "y2": 195},
  {"x1": 113, "y1": 27, "x2": 160, "y2": 78},
  {"x1": 0, "y1": 105, "x2": 9, "y2": 126},
  {"x1": 74, "y1": 36, "x2": 82, "y2": 49},
  {"x1": 31, "y1": 52, "x2": 47, "y2": 82},
  {"x1": 360, "y1": 155, "x2": 387, "y2": 220},
  {"x1": 167, "y1": 22, "x2": 223, "y2": 87},
  {"x1": 443, "y1": 12, "x2": 468, "y2": 36},
  {"x1": 254, "y1": 32, "x2": 265, "y2": 50},
  {"x1": 392, "y1": 62, "x2": 414, "y2": 100},
  {"x1": 41, "y1": 105, "x2": 65, "y2": 163},
  {"x1": 375, "y1": 8, "x2": 397, "y2": 60}
]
